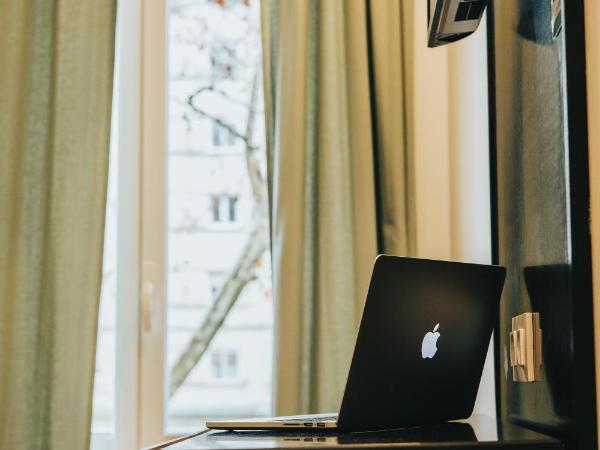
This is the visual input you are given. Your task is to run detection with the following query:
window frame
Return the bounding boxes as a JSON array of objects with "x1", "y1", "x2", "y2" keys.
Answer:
[
  {"x1": 138, "y1": 0, "x2": 167, "y2": 445},
  {"x1": 110, "y1": 0, "x2": 167, "y2": 448},
  {"x1": 110, "y1": 1, "x2": 266, "y2": 447}
]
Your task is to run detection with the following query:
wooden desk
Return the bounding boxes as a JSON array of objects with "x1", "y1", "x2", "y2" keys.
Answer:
[{"x1": 143, "y1": 415, "x2": 561, "y2": 450}]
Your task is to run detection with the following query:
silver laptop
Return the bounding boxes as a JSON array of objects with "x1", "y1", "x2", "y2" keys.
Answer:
[{"x1": 207, "y1": 255, "x2": 506, "y2": 432}]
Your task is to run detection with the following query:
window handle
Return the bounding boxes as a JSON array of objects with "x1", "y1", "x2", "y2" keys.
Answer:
[{"x1": 142, "y1": 281, "x2": 156, "y2": 332}]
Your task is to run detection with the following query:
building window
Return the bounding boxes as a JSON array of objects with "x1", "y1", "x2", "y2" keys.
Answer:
[
  {"x1": 211, "y1": 196, "x2": 221, "y2": 222},
  {"x1": 211, "y1": 351, "x2": 238, "y2": 379},
  {"x1": 212, "y1": 122, "x2": 236, "y2": 147},
  {"x1": 228, "y1": 196, "x2": 238, "y2": 222},
  {"x1": 210, "y1": 195, "x2": 239, "y2": 223}
]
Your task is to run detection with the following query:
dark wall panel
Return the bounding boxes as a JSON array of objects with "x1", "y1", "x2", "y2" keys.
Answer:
[{"x1": 488, "y1": 1, "x2": 596, "y2": 448}]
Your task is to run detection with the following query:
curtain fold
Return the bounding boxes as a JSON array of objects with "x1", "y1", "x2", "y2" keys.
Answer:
[
  {"x1": 368, "y1": 0, "x2": 414, "y2": 255},
  {"x1": 262, "y1": 0, "x2": 412, "y2": 415},
  {"x1": 0, "y1": 1, "x2": 116, "y2": 449}
]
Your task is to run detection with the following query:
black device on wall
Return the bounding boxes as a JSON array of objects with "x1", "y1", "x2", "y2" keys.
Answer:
[
  {"x1": 486, "y1": 1, "x2": 597, "y2": 449},
  {"x1": 428, "y1": 0, "x2": 488, "y2": 47}
]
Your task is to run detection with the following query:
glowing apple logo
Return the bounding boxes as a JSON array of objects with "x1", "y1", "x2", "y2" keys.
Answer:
[{"x1": 421, "y1": 323, "x2": 441, "y2": 359}]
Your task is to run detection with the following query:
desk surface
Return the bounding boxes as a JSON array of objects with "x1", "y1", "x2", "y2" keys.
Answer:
[{"x1": 144, "y1": 415, "x2": 561, "y2": 450}]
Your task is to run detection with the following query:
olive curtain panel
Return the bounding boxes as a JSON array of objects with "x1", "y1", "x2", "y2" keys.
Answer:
[
  {"x1": 261, "y1": 0, "x2": 412, "y2": 414},
  {"x1": 0, "y1": 1, "x2": 116, "y2": 449}
]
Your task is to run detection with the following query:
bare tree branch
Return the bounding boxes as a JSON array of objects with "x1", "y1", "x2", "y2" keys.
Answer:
[
  {"x1": 185, "y1": 97, "x2": 259, "y2": 150},
  {"x1": 169, "y1": 68, "x2": 268, "y2": 397},
  {"x1": 185, "y1": 88, "x2": 260, "y2": 151},
  {"x1": 169, "y1": 223, "x2": 267, "y2": 396},
  {"x1": 186, "y1": 83, "x2": 260, "y2": 110}
]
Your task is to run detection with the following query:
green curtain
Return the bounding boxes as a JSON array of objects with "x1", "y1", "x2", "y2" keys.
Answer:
[
  {"x1": 0, "y1": 1, "x2": 116, "y2": 449},
  {"x1": 262, "y1": 0, "x2": 412, "y2": 414}
]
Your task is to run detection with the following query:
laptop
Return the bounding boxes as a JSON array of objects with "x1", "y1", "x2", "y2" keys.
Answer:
[{"x1": 207, "y1": 255, "x2": 506, "y2": 432}]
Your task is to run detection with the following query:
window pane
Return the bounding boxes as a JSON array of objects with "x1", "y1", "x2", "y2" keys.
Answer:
[
  {"x1": 211, "y1": 196, "x2": 221, "y2": 222},
  {"x1": 165, "y1": 0, "x2": 273, "y2": 435}
]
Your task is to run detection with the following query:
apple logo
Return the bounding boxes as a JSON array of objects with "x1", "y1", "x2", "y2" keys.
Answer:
[{"x1": 421, "y1": 323, "x2": 441, "y2": 359}]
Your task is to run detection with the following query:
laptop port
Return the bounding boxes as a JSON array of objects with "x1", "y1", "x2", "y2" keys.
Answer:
[
  {"x1": 316, "y1": 423, "x2": 326, "y2": 427},
  {"x1": 303, "y1": 422, "x2": 313, "y2": 427}
]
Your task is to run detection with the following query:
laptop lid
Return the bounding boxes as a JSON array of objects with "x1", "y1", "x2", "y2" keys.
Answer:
[{"x1": 337, "y1": 255, "x2": 505, "y2": 431}]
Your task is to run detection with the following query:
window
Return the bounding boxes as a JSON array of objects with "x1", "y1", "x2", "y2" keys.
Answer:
[
  {"x1": 212, "y1": 122, "x2": 236, "y2": 147},
  {"x1": 228, "y1": 196, "x2": 238, "y2": 222},
  {"x1": 210, "y1": 195, "x2": 239, "y2": 223},
  {"x1": 166, "y1": 0, "x2": 272, "y2": 437},
  {"x1": 211, "y1": 196, "x2": 221, "y2": 222},
  {"x1": 91, "y1": 0, "x2": 272, "y2": 447},
  {"x1": 211, "y1": 351, "x2": 238, "y2": 379}
]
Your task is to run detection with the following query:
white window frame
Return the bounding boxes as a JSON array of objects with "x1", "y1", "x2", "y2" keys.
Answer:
[
  {"x1": 112, "y1": 2, "x2": 250, "y2": 447},
  {"x1": 113, "y1": 0, "x2": 167, "y2": 448}
]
